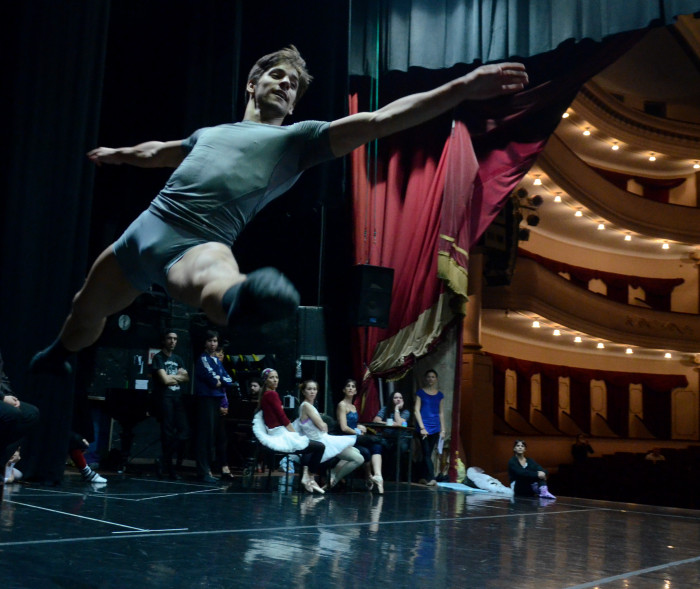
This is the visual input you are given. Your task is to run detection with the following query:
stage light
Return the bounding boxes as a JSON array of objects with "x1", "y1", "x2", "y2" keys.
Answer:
[
  {"x1": 583, "y1": 127, "x2": 591, "y2": 136},
  {"x1": 561, "y1": 112, "x2": 570, "y2": 118},
  {"x1": 662, "y1": 241, "x2": 670, "y2": 250},
  {"x1": 611, "y1": 142, "x2": 620, "y2": 151},
  {"x1": 624, "y1": 234, "x2": 632, "y2": 241},
  {"x1": 649, "y1": 152, "x2": 656, "y2": 161},
  {"x1": 554, "y1": 194, "x2": 562, "y2": 203},
  {"x1": 533, "y1": 176, "x2": 542, "y2": 186},
  {"x1": 694, "y1": 161, "x2": 700, "y2": 169},
  {"x1": 664, "y1": 352, "x2": 672, "y2": 359},
  {"x1": 626, "y1": 348, "x2": 633, "y2": 354},
  {"x1": 532, "y1": 320, "x2": 540, "y2": 328},
  {"x1": 575, "y1": 210, "x2": 583, "y2": 217},
  {"x1": 597, "y1": 223, "x2": 605, "y2": 230},
  {"x1": 597, "y1": 342, "x2": 605, "y2": 349},
  {"x1": 574, "y1": 336, "x2": 582, "y2": 343},
  {"x1": 553, "y1": 329, "x2": 561, "y2": 336}
]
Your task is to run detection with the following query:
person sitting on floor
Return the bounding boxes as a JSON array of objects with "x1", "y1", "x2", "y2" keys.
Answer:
[{"x1": 508, "y1": 439, "x2": 555, "y2": 499}]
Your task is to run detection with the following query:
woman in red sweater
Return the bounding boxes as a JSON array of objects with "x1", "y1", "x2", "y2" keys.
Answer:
[{"x1": 253, "y1": 368, "x2": 325, "y2": 493}]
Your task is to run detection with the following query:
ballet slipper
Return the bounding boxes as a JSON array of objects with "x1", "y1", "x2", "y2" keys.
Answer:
[
  {"x1": 224, "y1": 268, "x2": 300, "y2": 327},
  {"x1": 365, "y1": 477, "x2": 374, "y2": 491},
  {"x1": 371, "y1": 474, "x2": 384, "y2": 495},
  {"x1": 310, "y1": 480, "x2": 325, "y2": 495}
]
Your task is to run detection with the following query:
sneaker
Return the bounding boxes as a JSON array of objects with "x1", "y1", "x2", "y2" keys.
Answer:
[{"x1": 82, "y1": 468, "x2": 107, "y2": 484}]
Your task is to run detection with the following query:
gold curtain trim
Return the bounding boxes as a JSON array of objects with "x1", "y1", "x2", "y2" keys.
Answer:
[
  {"x1": 368, "y1": 292, "x2": 457, "y2": 379},
  {"x1": 438, "y1": 252, "x2": 469, "y2": 299}
]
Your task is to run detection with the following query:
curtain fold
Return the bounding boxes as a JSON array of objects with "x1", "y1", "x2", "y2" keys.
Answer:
[{"x1": 349, "y1": 0, "x2": 699, "y2": 76}]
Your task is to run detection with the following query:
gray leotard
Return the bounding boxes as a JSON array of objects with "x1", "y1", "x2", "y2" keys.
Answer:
[{"x1": 113, "y1": 120, "x2": 333, "y2": 291}]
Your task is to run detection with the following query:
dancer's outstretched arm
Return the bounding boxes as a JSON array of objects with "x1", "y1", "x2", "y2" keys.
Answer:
[
  {"x1": 328, "y1": 62, "x2": 527, "y2": 157},
  {"x1": 87, "y1": 140, "x2": 185, "y2": 168}
]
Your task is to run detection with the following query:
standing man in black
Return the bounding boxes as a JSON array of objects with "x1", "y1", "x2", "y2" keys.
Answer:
[
  {"x1": 151, "y1": 330, "x2": 190, "y2": 480},
  {"x1": 0, "y1": 351, "x2": 40, "y2": 469}
]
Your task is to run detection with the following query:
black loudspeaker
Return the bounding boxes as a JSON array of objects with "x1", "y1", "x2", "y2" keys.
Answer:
[
  {"x1": 297, "y1": 306, "x2": 327, "y2": 356},
  {"x1": 350, "y1": 265, "x2": 394, "y2": 328}
]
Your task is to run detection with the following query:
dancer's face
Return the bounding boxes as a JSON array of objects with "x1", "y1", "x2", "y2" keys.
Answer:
[
  {"x1": 265, "y1": 371, "x2": 279, "y2": 390},
  {"x1": 513, "y1": 441, "x2": 526, "y2": 455},
  {"x1": 303, "y1": 381, "x2": 318, "y2": 403},
  {"x1": 247, "y1": 62, "x2": 299, "y2": 118},
  {"x1": 343, "y1": 381, "x2": 357, "y2": 397}
]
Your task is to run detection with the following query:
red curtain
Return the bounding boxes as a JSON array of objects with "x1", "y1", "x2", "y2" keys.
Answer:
[{"x1": 348, "y1": 29, "x2": 648, "y2": 420}]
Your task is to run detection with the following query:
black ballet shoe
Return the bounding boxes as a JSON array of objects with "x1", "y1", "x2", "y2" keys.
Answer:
[
  {"x1": 28, "y1": 347, "x2": 73, "y2": 376},
  {"x1": 224, "y1": 268, "x2": 300, "y2": 327}
]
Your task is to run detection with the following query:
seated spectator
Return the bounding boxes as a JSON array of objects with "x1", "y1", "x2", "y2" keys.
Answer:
[
  {"x1": 0, "y1": 350, "x2": 39, "y2": 472},
  {"x1": 508, "y1": 439, "x2": 555, "y2": 499},
  {"x1": 645, "y1": 448, "x2": 666, "y2": 463},
  {"x1": 337, "y1": 378, "x2": 385, "y2": 494},
  {"x1": 571, "y1": 434, "x2": 594, "y2": 464},
  {"x1": 373, "y1": 391, "x2": 411, "y2": 477},
  {"x1": 4, "y1": 448, "x2": 23, "y2": 484},
  {"x1": 69, "y1": 432, "x2": 107, "y2": 484},
  {"x1": 296, "y1": 379, "x2": 362, "y2": 489},
  {"x1": 374, "y1": 391, "x2": 410, "y2": 426},
  {"x1": 253, "y1": 368, "x2": 326, "y2": 494}
]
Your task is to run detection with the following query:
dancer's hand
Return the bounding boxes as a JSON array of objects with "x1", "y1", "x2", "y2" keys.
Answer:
[
  {"x1": 460, "y1": 63, "x2": 528, "y2": 100},
  {"x1": 87, "y1": 147, "x2": 122, "y2": 166}
]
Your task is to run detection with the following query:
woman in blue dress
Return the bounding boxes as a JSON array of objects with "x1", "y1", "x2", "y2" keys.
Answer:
[
  {"x1": 414, "y1": 369, "x2": 445, "y2": 486},
  {"x1": 337, "y1": 379, "x2": 385, "y2": 494}
]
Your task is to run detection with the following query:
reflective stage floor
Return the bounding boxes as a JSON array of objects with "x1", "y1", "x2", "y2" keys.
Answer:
[{"x1": 1, "y1": 474, "x2": 699, "y2": 588}]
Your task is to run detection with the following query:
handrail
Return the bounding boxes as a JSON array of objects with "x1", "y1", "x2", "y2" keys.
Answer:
[
  {"x1": 483, "y1": 257, "x2": 700, "y2": 353},
  {"x1": 539, "y1": 134, "x2": 700, "y2": 243}
]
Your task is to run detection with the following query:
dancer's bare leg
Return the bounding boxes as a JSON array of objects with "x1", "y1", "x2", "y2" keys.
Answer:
[
  {"x1": 30, "y1": 245, "x2": 142, "y2": 374},
  {"x1": 166, "y1": 242, "x2": 300, "y2": 327},
  {"x1": 166, "y1": 242, "x2": 244, "y2": 325},
  {"x1": 61, "y1": 246, "x2": 143, "y2": 350}
]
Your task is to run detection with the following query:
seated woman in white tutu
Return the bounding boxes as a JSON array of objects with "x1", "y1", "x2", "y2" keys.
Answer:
[
  {"x1": 296, "y1": 379, "x2": 363, "y2": 489},
  {"x1": 252, "y1": 368, "x2": 325, "y2": 494}
]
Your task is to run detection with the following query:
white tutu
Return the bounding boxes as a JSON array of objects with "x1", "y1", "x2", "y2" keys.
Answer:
[
  {"x1": 296, "y1": 402, "x2": 356, "y2": 462},
  {"x1": 252, "y1": 411, "x2": 310, "y2": 453}
]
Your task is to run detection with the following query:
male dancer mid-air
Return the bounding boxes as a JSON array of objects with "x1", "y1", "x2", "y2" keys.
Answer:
[{"x1": 31, "y1": 46, "x2": 527, "y2": 374}]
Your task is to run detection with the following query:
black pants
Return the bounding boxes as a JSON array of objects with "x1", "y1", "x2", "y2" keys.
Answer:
[
  {"x1": 195, "y1": 396, "x2": 221, "y2": 478},
  {"x1": 0, "y1": 399, "x2": 40, "y2": 464},
  {"x1": 419, "y1": 432, "x2": 440, "y2": 481},
  {"x1": 297, "y1": 440, "x2": 325, "y2": 475},
  {"x1": 160, "y1": 393, "x2": 190, "y2": 473}
]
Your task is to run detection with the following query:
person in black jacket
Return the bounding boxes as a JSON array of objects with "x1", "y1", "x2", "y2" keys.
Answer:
[
  {"x1": 508, "y1": 439, "x2": 555, "y2": 499},
  {"x1": 0, "y1": 351, "x2": 39, "y2": 467}
]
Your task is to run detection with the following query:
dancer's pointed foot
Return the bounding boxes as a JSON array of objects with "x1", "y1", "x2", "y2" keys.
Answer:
[
  {"x1": 29, "y1": 344, "x2": 73, "y2": 376},
  {"x1": 224, "y1": 268, "x2": 299, "y2": 327}
]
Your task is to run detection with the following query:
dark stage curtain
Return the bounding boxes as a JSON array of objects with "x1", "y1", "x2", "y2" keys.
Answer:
[
  {"x1": 2, "y1": 1, "x2": 111, "y2": 483},
  {"x1": 349, "y1": 0, "x2": 698, "y2": 76}
]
